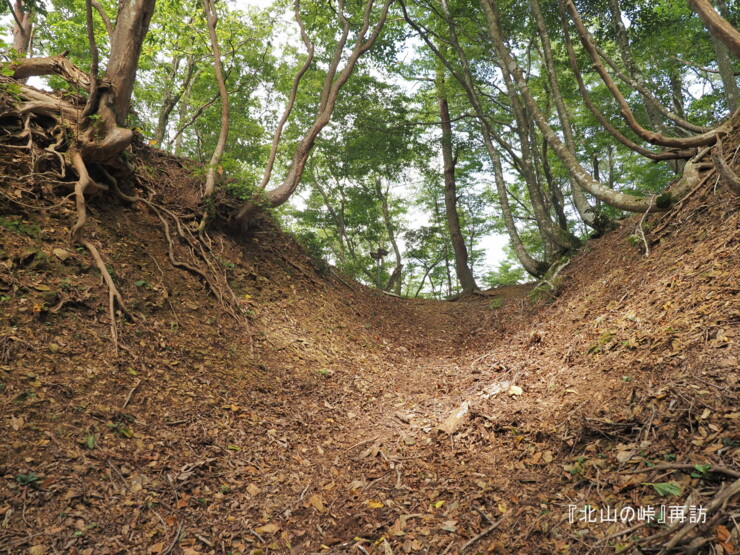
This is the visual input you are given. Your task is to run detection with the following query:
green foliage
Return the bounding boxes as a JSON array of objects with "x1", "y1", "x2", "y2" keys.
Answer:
[
  {"x1": 485, "y1": 260, "x2": 526, "y2": 288},
  {"x1": 0, "y1": 216, "x2": 41, "y2": 238},
  {"x1": 5, "y1": 0, "x2": 733, "y2": 299},
  {"x1": 646, "y1": 482, "x2": 682, "y2": 497},
  {"x1": 488, "y1": 298, "x2": 503, "y2": 310},
  {"x1": 15, "y1": 473, "x2": 40, "y2": 488}
]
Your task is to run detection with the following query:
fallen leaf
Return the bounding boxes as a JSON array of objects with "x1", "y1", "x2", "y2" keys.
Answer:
[
  {"x1": 508, "y1": 385, "x2": 523, "y2": 396},
  {"x1": 255, "y1": 522, "x2": 280, "y2": 535},
  {"x1": 441, "y1": 520, "x2": 457, "y2": 532},
  {"x1": 308, "y1": 494, "x2": 325, "y2": 512}
]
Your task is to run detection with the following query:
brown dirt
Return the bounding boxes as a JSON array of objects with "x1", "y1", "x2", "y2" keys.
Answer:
[{"x1": 0, "y1": 135, "x2": 738, "y2": 555}]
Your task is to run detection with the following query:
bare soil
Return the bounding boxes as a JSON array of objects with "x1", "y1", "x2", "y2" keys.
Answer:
[{"x1": 0, "y1": 137, "x2": 738, "y2": 554}]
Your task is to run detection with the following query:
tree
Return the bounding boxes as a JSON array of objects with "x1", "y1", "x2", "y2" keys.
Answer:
[
  {"x1": 234, "y1": 0, "x2": 396, "y2": 228},
  {"x1": 437, "y1": 67, "x2": 479, "y2": 294}
]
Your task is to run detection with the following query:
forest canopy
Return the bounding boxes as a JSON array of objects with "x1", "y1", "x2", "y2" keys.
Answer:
[{"x1": 1, "y1": 0, "x2": 739, "y2": 298}]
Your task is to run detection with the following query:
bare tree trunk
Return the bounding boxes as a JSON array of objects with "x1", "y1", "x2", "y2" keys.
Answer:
[
  {"x1": 401, "y1": 1, "x2": 547, "y2": 276},
  {"x1": 476, "y1": 2, "x2": 580, "y2": 251},
  {"x1": 606, "y1": 0, "x2": 667, "y2": 134},
  {"x1": 107, "y1": 0, "x2": 157, "y2": 126},
  {"x1": 374, "y1": 177, "x2": 404, "y2": 295},
  {"x1": 540, "y1": 138, "x2": 569, "y2": 231},
  {"x1": 154, "y1": 55, "x2": 197, "y2": 147},
  {"x1": 557, "y1": 1, "x2": 694, "y2": 161},
  {"x1": 491, "y1": 150, "x2": 549, "y2": 277},
  {"x1": 564, "y1": 0, "x2": 734, "y2": 150},
  {"x1": 483, "y1": 0, "x2": 703, "y2": 213},
  {"x1": 437, "y1": 69, "x2": 479, "y2": 294},
  {"x1": 711, "y1": 0, "x2": 740, "y2": 112},
  {"x1": 531, "y1": 0, "x2": 598, "y2": 230},
  {"x1": 199, "y1": 0, "x2": 230, "y2": 231},
  {"x1": 11, "y1": 0, "x2": 33, "y2": 58}
]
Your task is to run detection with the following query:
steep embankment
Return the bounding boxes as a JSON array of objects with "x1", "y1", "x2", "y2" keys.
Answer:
[{"x1": 1, "y1": 132, "x2": 738, "y2": 554}]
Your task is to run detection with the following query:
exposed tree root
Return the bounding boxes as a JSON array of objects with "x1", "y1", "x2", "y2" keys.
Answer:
[
  {"x1": 80, "y1": 238, "x2": 132, "y2": 354},
  {"x1": 70, "y1": 151, "x2": 132, "y2": 353},
  {"x1": 106, "y1": 165, "x2": 246, "y2": 326},
  {"x1": 5, "y1": 61, "x2": 257, "y2": 358},
  {"x1": 712, "y1": 134, "x2": 740, "y2": 196}
]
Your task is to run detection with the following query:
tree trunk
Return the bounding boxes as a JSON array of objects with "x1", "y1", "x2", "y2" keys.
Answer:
[
  {"x1": 606, "y1": 0, "x2": 666, "y2": 134},
  {"x1": 483, "y1": 0, "x2": 697, "y2": 213},
  {"x1": 478, "y1": 4, "x2": 580, "y2": 251},
  {"x1": 402, "y1": 2, "x2": 547, "y2": 276},
  {"x1": 709, "y1": 31, "x2": 740, "y2": 112},
  {"x1": 437, "y1": 69, "x2": 479, "y2": 294},
  {"x1": 107, "y1": 0, "x2": 157, "y2": 126},
  {"x1": 711, "y1": 0, "x2": 740, "y2": 112},
  {"x1": 235, "y1": 0, "x2": 394, "y2": 227},
  {"x1": 11, "y1": 1, "x2": 33, "y2": 58},
  {"x1": 199, "y1": 0, "x2": 230, "y2": 231},
  {"x1": 531, "y1": 0, "x2": 598, "y2": 230},
  {"x1": 154, "y1": 55, "x2": 197, "y2": 147},
  {"x1": 557, "y1": 1, "x2": 695, "y2": 161},
  {"x1": 491, "y1": 150, "x2": 549, "y2": 277},
  {"x1": 374, "y1": 177, "x2": 404, "y2": 296},
  {"x1": 565, "y1": 0, "x2": 732, "y2": 150},
  {"x1": 688, "y1": 0, "x2": 740, "y2": 58}
]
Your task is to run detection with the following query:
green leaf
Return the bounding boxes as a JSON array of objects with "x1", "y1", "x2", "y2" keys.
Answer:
[
  {"x1": 16, "y1": 472, "x2": 39, "y2": 486},
  {"x1": 646, "y1": 482, "x2": 682, "y2": 497},
  {"x1": 691, "y1": 464, "x2": 711, "y2": 478}
]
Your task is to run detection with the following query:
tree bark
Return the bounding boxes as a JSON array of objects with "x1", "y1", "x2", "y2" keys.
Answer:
[
  {"x1": 711, "y1": 0, "x2": 740, "y2": 113},
  {"x1": 11, "y1": 0, "x2": 33, "y2": 59},
  {"x1": 236, "y1": 0, "x2": 394, "y2": 227},
  {"x1": 557, "y1": 2, "x2": 695, "y2": 161},
  {"x1": 565, "y1": 0, "x2": 733, "y2": 150},
  {"x1": 606, "y1": 0, "x2": 666, "y2": 134},
  {"x1": 711, "y1": 35, "x2": 739, "y2": 112},
  {"x1": 401, "y1": 1, "x2": 546, "y2": 276},
  {"x1": 531, "y1": 0, "x2": 598, "y2": 230},
  {"x1": 200, "y1": 0, "x2": 230, "y2": 213},
  {"x1": 107, "y1": 0, "x2": 157, "y2": 126},
  {"x1": 491, "y1": 149, "x2": 549, "y2": 277},
  {"x1": 474, "y1": 1, "x2": 580, "y2": 251},
  {"x1": 374, "y1": 177, "x2": 404, "y2": 296},
  {"x1": 688, "y1": 0, "x2": 740, "y2": 58},
  {"x1": 437, "y1": 69, "x2": 479, "y2": 294},
  {"x1": 154, "y1": 55, "x2": 197, "y2": 147}
]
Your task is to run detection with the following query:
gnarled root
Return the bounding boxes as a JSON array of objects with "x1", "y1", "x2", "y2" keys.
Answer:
[
  {"x1": 105, "y1": 166, "x2": 246, "y2": 326},
  {"x1": 70, "y1": 152, "x2": 133, "y2": 353},
  {"x1": 712, "y1": 134, "x2": 740, "y2": 196}
]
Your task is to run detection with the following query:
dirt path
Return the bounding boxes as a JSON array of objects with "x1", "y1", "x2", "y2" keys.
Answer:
[
  {"x1": 2, "y1": 144, "x2": 737, "y2": 554},
  {"x1": 216, "y1": 294, "x2": 536, "y2": 553}
]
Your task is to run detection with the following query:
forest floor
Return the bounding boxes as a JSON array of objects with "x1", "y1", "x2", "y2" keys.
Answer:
[{"x1": 1, "y1": 130, "x2": 739, "y2": 554}]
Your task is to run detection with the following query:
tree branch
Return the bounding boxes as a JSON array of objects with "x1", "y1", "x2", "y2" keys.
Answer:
[
  {"x1": 688, "y1": 0, "x2": 740, "y2": 58},
  {"x1": 257, "y1": 0, "x2": 315, "y2": 191},
  {"x1": 5, "y1": 0, "x2": 24, "y2": 35},
  {"x1": 565, "y1": 0, "x2": 728, "y2": 149},
  {"x1": 91, "y1": 0, "x2": 114, "y2": 39},
  {"x1": 200, "y1": 0, "x2": 230, "y2": 213}
]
